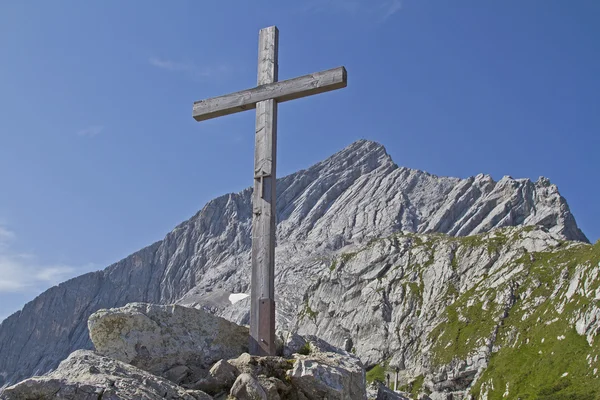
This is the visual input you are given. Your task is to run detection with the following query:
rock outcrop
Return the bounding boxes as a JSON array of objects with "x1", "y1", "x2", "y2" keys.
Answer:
[
  {"x1": 223, "y1": 337, "x2": 366, "y2": 400},
  {"x1": 0, "y1": 350, "x2": 212, "y2": 400},
  {"x1": 1, "y1": 307, "x2": 367, "y2": 400},
  {"x1": 88, "y1": 303, "x2": 248, "y2": 385},
  {"x1": 0, "y1": 140, "x2": 588, "y2": 387},
  {"x1": 288, "y1": 336, "x2": 366, "y2": 400}
]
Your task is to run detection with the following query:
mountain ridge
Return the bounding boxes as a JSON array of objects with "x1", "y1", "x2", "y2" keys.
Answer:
[{"x1": 0, "y1": 139, "x2": 588, "y2": 387}]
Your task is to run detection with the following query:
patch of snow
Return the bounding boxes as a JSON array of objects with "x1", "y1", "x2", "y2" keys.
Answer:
[{"x1": 229, "y1": 293, "x2": 250, "y2": 305}]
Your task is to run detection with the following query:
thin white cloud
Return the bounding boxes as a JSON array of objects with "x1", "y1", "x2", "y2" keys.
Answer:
[
  {"x1": 302, "y1": 0, "x2": 403, "y2": 20},
  {"x1": 0, "y1": 225, "x2": 97, "y2": 294},
  {"x1": 77, "y1": 125, "x2": 104, "y2": 138},
  {"x1": 303, "y1": 0, "x2": 361, "y2": 15},
  {"x1": 149, "y1": 57, "x2": 232, "y2": 81},
  {"x1": 0, "y1": 227, "x2": 14, "y2": 242},
  {"x1": 149, "y1": 57, "x2": 194, "y2": 72},
  {"x1": 35, "y1": 266, "x2": 78, "y2": 284},
  {"x1": 0, "y1": 253, "x2": 95, "y2": 293},
  {"x1": 381, "y1": 0, "x2": 402, "y2": 20}
]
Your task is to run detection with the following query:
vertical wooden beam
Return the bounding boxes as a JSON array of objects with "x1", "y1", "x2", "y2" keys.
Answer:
[{"x1": 250, "y1": 26, "x2": 278, "y2": 356}]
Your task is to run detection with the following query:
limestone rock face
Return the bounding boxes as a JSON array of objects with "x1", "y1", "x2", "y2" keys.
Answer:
[
  {"x1": 88, "y1": 303, "x2": 248, "y2": 385},
  {"x1": 0, "y1": 140, "x2": 588, "y2": 386},
  {"x1": 0, "y1": 350, "x2": 212, "y2": 400},
  {"x1": 293, "y1": 227, "x2": 600, "y2": 398}
]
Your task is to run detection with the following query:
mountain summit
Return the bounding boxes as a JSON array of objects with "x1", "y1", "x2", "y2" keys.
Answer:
[{"x1": 0, "y1": 140, "x2": 587, "y2": 387}]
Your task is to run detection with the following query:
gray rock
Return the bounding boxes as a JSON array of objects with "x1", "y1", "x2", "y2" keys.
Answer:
[
  {"x1": 209, "y1": 360, "x2": 237, "y2": 387},
  {"x1": 189, "y1": 359, "x2": 238, "y2": 394},
  {"x1": 282, "y1": 331, "x2": 308, "y2": 357},
  {"x1": 229, "y1": 373, "x2": 267, "y2": 400},
  {"x1": 376, "y1": 384, "x2": 409, "y2": 400},
  {"x1": 287, "y1": 343, "x2": 366, "y2": 400},
  {"x1": 291, "y1": 226, "x2": 597, "y2": 397},
  {"x1": 88, "y1": 303, "x2": 248, "y2": 384},
  {"x1": 255, "y1": 376, "x2": 289, "y2": 400},
  {"x1": 227, "y1": 353, "x2": 293, "y2": 381},
  {"x1": 0, "y1": 350, "x2": 212, "y2": 400},
  {"x1": 224, "y1": 341, "x2": 366, "y2": 400},
  {"x1": 164, "y1": 365, "x2": 191, "y2": 385},
  {"x1": 0, "y1": 140, "x2": 588, "y2": 385}
]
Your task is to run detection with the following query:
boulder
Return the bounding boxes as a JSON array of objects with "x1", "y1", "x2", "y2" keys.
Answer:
[
  {"x1": 286, "y1": 337, "x2": 366, "y2": 400},
  {"x1": 279, "y1": 330, "x2": 308, "y2": 357},
  {"x1": 376, "y1": 384, "x2": 410, "y2": 400},
  {"x1": 209, "y1": 360, "x2": 237, "y2": 387},
  {"x1": 226, "y1": 352, "x2": 297, "y2": 399},
  {"x1": 228, "y1": 353, "x2": 294, "y2": 379},
  {"x1": 229, "y1": 373, "x2": 267, "y2": 400},
  {"x1": 164, "y1": 365, "x2": 191, "y2": 385},
  {"x1": 188, "y1": 360, "x2": 238, "y2": 395},
  {"x1": 88, "y1": 303, "x2": 248, "y2": 384},
  {"x1": 255, "y1": 376, "x2": 291, "y2": 400},
  {"x1": 0, "y1": 350, "x2": 212, "y2": 400},
  {"x1": 225, "y1": 336, "x2": 367, "y2": 400}
]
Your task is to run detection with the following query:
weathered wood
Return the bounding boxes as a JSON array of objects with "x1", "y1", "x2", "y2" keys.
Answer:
[
  {"x1": 250, "y1": 26, "x2": 278, "y2": 356},
  {"x1": 192, "y1": 66, "x2": 347, "y2": 121}
]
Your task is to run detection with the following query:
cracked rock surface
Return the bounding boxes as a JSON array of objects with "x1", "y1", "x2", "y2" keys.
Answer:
[
  {"x1": 88, "y1": 303, "x2": 249, "y2": 386},
  {"x1": 0, "y1": 350, "x2": 212, "y2": 400}
]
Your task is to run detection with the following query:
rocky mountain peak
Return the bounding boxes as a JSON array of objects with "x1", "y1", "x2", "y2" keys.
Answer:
[
  {"x1": 314, "y1": 139, "x2": 394, "y2": 171},
  {"x1": 0, "y1": 139, "x2": 589, "y2": 388}
]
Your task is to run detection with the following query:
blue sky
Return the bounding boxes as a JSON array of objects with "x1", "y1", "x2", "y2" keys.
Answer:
[{"x1": 0, "y1": 0, "x2": 598, "y2": 321}]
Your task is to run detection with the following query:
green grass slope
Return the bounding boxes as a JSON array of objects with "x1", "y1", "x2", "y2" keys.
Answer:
[
  {"x1": 422, "y1": 231, "x2": 600, "y2": 399},
  {"x1": 470, "y1": 240, "x2": 600, "y2": 399}
]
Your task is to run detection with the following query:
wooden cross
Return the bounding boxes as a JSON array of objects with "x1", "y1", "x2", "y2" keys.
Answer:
[{"x1": 192, "y1": 26, "x2": 347, "y2": 356}]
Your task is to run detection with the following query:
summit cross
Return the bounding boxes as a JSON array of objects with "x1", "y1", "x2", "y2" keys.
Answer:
[{"x1": 192, "y1": 26, "x2": 347, "y2": 356}]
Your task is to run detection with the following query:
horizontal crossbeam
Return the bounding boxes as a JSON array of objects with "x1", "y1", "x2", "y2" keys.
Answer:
[{"x1": 192, "y1": 66, "x2": 347, "y2": 122}]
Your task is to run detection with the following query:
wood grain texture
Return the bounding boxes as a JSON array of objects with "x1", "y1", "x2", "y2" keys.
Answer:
[
  {"x1": 192, "y1": 66, "x2": 347, "y2": 121},
  {"x1": 250, "y1": 26, "x2": 278, "y2": 356}
]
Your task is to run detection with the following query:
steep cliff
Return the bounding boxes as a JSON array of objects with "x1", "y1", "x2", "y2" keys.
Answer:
[{"x1": 0, "y1": 140, "x2": 587, "y2": 388}]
